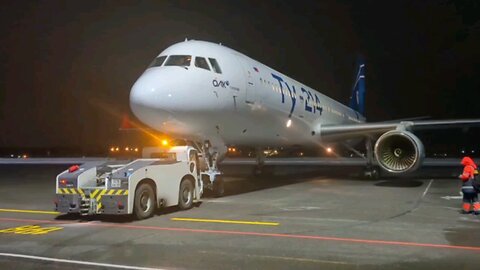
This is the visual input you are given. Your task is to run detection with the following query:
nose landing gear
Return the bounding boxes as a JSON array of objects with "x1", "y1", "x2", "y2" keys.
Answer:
[{"x1": 200, "y1": 140, "x2": 225, "y2": 197}]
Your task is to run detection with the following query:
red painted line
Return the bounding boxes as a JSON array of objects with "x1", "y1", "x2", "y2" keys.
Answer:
[{"x1": 1, "y1": 217, "x2": 479, "y2": 252}]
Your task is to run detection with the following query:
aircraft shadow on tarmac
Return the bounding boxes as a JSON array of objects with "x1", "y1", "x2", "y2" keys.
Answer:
[{"x1": 374, "y1": 180, "x2": 424, "y2": 188}]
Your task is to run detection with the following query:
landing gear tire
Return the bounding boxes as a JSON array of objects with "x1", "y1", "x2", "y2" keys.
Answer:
[
  {"x1": 178, "y1": 179, "x2": 194, "y2": 210},
  {"x1": 134, "y1": 183, "x2": 156, "y2": 220},
  {"x1": 213, "y1": 176, "x2": 225, "y2": 197}
]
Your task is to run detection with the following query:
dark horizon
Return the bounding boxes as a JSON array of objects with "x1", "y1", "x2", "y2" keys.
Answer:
[{"x1": 1, "y1": 1, "x2": 479, "y2": 148}]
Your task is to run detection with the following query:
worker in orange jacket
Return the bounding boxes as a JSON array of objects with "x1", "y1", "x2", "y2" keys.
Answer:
[{"x1": 459, "y1": 157, "x2": 480, "y2": 214}]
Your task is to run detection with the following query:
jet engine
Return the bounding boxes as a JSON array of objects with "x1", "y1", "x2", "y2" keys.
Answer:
[{"x1": 374, "y1": 130, "x2": 425, "y2": 173}]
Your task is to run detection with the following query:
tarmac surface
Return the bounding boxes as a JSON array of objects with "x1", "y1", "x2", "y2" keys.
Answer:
[{"x1": 0, "y1": 164, "x2": 479, "y2": 269}]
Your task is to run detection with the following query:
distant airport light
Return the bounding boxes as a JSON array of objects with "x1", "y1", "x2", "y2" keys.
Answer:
[
  {"x1": 134, "y1": 148, "x2": 139, "y2": 152},
  {"x1": 22, "y1": 154, "x2": 28, "y2": 159},
  {"x1": 110, "y1": 147, "x2": 115, "y2": 152},
  {"x1": 162, "y1": 139, "x2": 169, "y2": 146},
  {"x1": 125, "y1": 147, "x2": 130, "y2": 151},
  {"x1": 115, "y1": 147, "x2": 119, "y2": 151},
  {"x1": 286, "y1": 119, "x2": 292, "y2": 128},
  {"x1": 326, "y1": 147, "x2": 333, "y2": 154}
]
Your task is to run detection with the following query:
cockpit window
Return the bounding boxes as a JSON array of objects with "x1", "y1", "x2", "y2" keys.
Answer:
[
  {"x1": 148, "y1": 56, "x2": 167, "y2": 68},
  {"x1": 194, "y1": 57, "x2": 210, "y2": 70},
  {"x1": 164, "y1": 55, "x2": 191, "y2": 67},
  {"x1": 208, "y1": 58, "x2": 222, "y2": 74}
]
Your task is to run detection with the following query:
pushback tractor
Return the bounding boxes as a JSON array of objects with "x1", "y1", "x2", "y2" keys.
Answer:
[{"x1": 55, "y1": 146, "x2": 209, "y2": 219}]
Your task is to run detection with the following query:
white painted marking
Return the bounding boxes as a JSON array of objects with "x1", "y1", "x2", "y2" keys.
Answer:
[
  {"x1": 280, "y1": 206, "x2": 324, "y2": 211},
  {"x1": 0, "y1": 253, "x2": 164, "y2": 270},
  {"x1": 441, "y1": 196, "x2": 463, "y2": 200},
  {"x1": 422, "y1": 179, "x2": 434, "y2": 198},
  {"x1": 262, "y1": 215, "x2": 361, "y2": 223},
  {"x1": 199, "y1": 250, "x2": 351, "y2": 265}
]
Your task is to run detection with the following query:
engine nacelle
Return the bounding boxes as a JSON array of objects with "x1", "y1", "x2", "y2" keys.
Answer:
[{"x1": 374, "y1": 130, "x2": 425, "y2": 174}]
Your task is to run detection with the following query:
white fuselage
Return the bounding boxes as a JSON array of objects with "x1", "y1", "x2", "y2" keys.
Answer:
[{"x1": 130, "y1": 40, "x2": 365, "y2": 150}]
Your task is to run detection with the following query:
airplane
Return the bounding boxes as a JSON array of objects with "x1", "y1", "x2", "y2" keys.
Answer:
[{"x1": 129, "y1": 39, "x2": 479, "y2": 195}]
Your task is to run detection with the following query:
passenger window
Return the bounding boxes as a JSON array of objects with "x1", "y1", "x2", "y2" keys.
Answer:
[
  {"x1": 164, "y1": 55, "x2": 192, "y2": 67},
  {"x1": 148, "y1": 56, "x2": 167, "y2": 68},
  {"x1": 195, "y1": 57, "x2": 210, "y2": 70},
  {"x1": 208, "y1": 58, "x2": 222, "y2": 74}
]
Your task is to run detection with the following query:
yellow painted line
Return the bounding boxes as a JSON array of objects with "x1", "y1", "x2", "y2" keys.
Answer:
[
  {"x1": 0, "y1": 209, "x2": 60, "y2": 215},
  {"x1": 171, "y1": 217, "x2": 279, "y2": 226}
]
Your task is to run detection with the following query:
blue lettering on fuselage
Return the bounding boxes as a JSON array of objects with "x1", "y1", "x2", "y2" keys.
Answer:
[
  {"x1": 271, "y1": 73, "x2": 323, "y2": 117},
  {"x1": 213, "y1": 79, "x2": 230, "y2": 88}
]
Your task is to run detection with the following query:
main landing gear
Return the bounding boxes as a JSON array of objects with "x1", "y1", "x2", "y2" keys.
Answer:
[
  {"x1": 344, "y1": 138, "x2": 379, "y2": 179},
  {"x1": 253, "y1": 148, "x2": 265, "y2": 176},
  {"x1": 363, "y1": 138, "x2": 379, "y2": 179}
]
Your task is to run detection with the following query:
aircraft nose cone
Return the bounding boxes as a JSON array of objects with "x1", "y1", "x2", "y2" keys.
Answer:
[{"x1": 130, "y1": 70, "x2": 172, "y2": 128}]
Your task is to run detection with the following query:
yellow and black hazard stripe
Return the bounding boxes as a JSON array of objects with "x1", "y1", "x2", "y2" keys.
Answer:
[
  {"x1": 57, "y1": 188, "x2": 129, "y2": 213},
  {"x1": 57, "y1": 188, "x2": 128, "y2": 196},
  {"x1": 57, "y1": 188, "x2": 84, "y2": 195},
  {"x1": 90, "y1": 189, "x2": 129, "y2": 212}
]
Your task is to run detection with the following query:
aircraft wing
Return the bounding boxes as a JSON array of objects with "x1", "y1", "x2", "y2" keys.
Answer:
[
  {"x1": 221, "y1": 157, "x2": 461, "y2": 167},
  {"x1": 320, "y1": 119, "x2": 480, "y2": 139}
]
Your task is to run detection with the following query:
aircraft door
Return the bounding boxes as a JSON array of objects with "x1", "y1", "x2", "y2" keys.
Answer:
[{"x1": 235, "y1": 55, "x2": 257, "y2": 104}]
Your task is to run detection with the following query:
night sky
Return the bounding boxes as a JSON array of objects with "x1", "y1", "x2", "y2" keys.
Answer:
[{"x1": 0, "y1": 1, "x2": 479, "y2": 149}]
